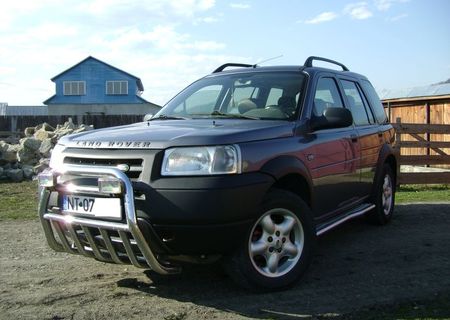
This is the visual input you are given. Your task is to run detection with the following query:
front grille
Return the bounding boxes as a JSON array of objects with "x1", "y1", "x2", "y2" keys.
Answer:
[{"x1": 64, "y1": 157, "x2": 143, "y2": 179}]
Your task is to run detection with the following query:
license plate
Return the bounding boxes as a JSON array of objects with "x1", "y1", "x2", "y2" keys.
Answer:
[{"x1": 62, "y1": 195, "x2": 121, "y2": 219}]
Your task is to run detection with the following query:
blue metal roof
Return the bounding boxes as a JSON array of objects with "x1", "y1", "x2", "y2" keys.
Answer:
[
  {"x1": 0, "y1": 104, "x2": 48, "y2": 116},
  {"x1": 379, "y1": 83, "x2": 450, "y2": 100}
]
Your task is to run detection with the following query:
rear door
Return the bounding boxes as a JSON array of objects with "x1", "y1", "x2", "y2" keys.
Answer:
[{"x1": 339, "y1": 78, "x2": 381, "y2": 199}]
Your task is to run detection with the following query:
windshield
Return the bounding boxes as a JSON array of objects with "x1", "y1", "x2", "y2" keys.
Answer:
[{"x1": 155, "y1": 71, "x2": 306, "y2": 120}]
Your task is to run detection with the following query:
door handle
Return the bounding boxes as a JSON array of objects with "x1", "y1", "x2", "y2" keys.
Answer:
[{"x1": 350, "y1": 134, "x2": 358, "y2": 143}]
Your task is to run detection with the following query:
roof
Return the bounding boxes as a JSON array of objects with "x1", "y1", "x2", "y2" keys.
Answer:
[
  {"x1": 0, "y1": 105, "x2": 48, "y2": 116},
  {"x1": 379, "y1": 83, "x2": 450, "y2": 100},
  {"x1": 50, "y1": 56, "x2": 144, "y2": 91}
]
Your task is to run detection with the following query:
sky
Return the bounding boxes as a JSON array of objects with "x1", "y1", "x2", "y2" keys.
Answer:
[{"x1": 0, "y1": 0, "x2": 449, "y2": 106}]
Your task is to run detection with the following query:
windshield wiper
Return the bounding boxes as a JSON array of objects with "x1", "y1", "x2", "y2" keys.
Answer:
[
  {"x1": 149, "y1": 114, "x2": 187, "y2": 121},
  {"x1": 209, "y1": 110, "x2": 258, "y2": 120}
]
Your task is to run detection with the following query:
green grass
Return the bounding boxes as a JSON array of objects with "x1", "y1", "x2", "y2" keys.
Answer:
[
  {"x1": 396, "y1": 184, "x2": 450, "y2": 204},
  {"x1": 0, "y1": 180, "x2": 39, "y2": 220}
]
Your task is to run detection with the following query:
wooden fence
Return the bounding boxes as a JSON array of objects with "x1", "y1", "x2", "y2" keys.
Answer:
[
  {"x1": 393, "y1": 118, "x2": 450, "y2": 184},
  {"x1": 0, "y1": 114, "x2": 144, "y2": 132}
]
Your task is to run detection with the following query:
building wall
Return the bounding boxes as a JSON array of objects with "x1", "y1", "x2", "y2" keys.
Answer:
[
  {"x1": 0, "y1": 115, "x2": 147, "y2": 132},
  {"x1": 49, "y1": 59, "x2": 144, "y2": 104}
]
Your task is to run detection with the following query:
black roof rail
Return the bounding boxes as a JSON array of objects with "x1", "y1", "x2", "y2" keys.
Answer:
[
  {"x1": 304, "y1": 56, "x2": 349, "y2": 71},
  {"x1": 213, "y1": 63, "x2": 255, "y2": 73}
]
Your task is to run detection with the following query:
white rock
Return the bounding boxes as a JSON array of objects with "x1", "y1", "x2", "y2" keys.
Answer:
[
  {"x1": 21, "y1": 137, "x2": 42, "y2": 151},
  {"x1": 39, "y1": 139, "x2": 53, "y2": 158}
]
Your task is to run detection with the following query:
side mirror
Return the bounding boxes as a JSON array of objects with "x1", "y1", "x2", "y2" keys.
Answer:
[
  {"x1": 310, "y1": 107, "x2": 353, "y2": 131},
  {"x1": 143, "y1": 114, "x2": 153, "y2": 121}
]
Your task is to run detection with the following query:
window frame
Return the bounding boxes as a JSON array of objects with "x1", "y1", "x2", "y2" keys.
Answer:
[
  {"x1": 339, "y1": 79, "x2": 373, "y2": 126},
  {"x1": 312, "y1": 76, "x2": 345, "y2": 117},
  {"x1": 359, "y1": 79, "x2": 388, "y2": 124},
  {"x1": 106, "y1": 80, "x2": 129, "y2": 95},
  {"x1": 63, "y1": 81, "x2": 86, "y2": 96}
]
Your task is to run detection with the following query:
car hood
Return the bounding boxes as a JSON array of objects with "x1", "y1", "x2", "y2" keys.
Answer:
[{"x1": 60, "y1": 119, "x2": 296, "y2": 149}]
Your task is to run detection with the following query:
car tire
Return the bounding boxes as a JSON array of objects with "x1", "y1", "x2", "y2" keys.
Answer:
[
  {"x1": 367, "y1": 164, "x2": 396, "y2": 225},
  {"x1": 223, "y1": 189, "x2": 315, "y2": 291}
]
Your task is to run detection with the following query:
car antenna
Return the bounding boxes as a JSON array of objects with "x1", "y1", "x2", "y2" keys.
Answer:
[{"x1": 253, "y1": 55, "x2": 283, "y2": 68}]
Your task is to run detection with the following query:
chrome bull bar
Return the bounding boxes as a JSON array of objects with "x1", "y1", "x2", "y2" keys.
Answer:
[{"x1": 38, "y1": 165, "x2": 180, "y2": 275}]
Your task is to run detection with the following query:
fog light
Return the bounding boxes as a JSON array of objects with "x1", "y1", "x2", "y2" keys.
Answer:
[
  {"x1": 98, "y1": 177, "x2": 122, "y2": 194},
  {"x1": 38, "y1": 172, "x2": 55, "y2": 187}
]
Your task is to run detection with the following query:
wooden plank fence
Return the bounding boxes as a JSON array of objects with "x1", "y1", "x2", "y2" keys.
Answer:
[{"x1": 393, "y1": 118, "x2": 450, "y2": 184}]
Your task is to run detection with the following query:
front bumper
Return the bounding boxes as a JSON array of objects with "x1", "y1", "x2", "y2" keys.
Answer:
[{"x1": 38, "y1": 165, "x2": 181, "y2": 274}]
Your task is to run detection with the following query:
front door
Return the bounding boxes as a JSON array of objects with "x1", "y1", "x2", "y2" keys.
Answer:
[{"x1": 308, "y1": 76, "x2": 361, "y2": 218}]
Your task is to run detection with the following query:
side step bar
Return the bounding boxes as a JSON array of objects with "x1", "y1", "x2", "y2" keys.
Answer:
[{"x1": 316, "y1": 203, "x2": 375, "y2": 236}]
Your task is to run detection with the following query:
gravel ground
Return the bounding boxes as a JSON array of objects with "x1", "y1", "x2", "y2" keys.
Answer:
[{"x1": 1, "y1": 203, "x2": 449, "y2": 320}]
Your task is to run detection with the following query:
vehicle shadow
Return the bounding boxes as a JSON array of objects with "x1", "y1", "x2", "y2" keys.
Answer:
[{"x1": 117, "y1": 203, "x2": 450, "y2": 319}]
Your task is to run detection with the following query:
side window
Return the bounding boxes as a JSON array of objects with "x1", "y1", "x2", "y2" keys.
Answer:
[
  {"x1": 358, "y1": 84, "x2": 375, "y2": 123},
  {"x1": 313, "y1": 77, "x2": 343, "y2": 116},
  {"x1": 340, "y1": 80, "x2": 371, "y2": 126},
  {"x1": 225, "y1": 83, "x2": 259, "y2": 114},
  {"x1": 360, "y1": 80, "x2": 388, "y2": 124},
  {"x1": 266, "y1": 88, "x2": 283, "y2": 106},
  {"x1": 173, "y1": 85, "x2": 222, "y2": 115},
  {"x1": 233, "y1": 86, "x2": 259, "y2": 102}
]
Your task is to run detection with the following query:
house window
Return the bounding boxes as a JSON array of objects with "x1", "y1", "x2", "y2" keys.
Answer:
[
  {"x1": 106, "y1": 81, "x2": 128, "y2": 95},
  {"x1": 63, "y1": 81, "x2": 86, "y2": 95}
]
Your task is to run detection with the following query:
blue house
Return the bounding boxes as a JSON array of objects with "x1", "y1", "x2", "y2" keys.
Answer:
[{"x1": 44, "y1": 56, "x2": 160, "y2": 117}]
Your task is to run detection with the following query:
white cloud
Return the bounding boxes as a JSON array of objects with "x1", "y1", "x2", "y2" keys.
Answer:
[
  {"x1": 387, "y1": 13, "x2": 408, "y2": 22},
  {"x1": 169, "y1": 0, "x2": 215, "y2": 16},
  {"x1": 375, "y1": 0, "x2": 393, "y2": 11},
  {"x1": 78, "y1": 0, "x2": 215, "y2": 18},
  {"x1": 92, "y1": 25, "x2": 225, "y2": 52},
  {"x1": 0, "y1": 0, "x2": 58, "y2": 29},
  {"x1": 230, "y1": 3, "x2": 250, "y2": 9},
  {"x1": 190, "y1": 41, "x2": 225, "y2": 51},
  {"x1": 344, "y1": 2, "x2": 373, "y2": 20},
  {"x1": 194, "y1": 16, "x2": 220, "y2": 25},
  {"x1": 304, "y1": 12, "x2": 338, "y2": 24},
  {"x1": 200, "y1": 16, "x2": 219, "y2": 23},
  {"x1": 25, "y1": 23, "x2": 79, "y2": 41},
  {"x1": 374, "y1": 0, "x2": 409, "y2": 11}
]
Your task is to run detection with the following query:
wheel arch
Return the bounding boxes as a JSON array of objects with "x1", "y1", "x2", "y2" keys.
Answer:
[
  {"x1": 260, "y1": 156, "x2": 313, "y2": 208},
  {"x1": 371, "y1": 143, "x2": 398, "y2": 199}
]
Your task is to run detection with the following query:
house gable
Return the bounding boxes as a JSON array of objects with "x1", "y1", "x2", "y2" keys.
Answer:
[{"x1": 44, "y1": 56, "x2": 149, "y2": 105}]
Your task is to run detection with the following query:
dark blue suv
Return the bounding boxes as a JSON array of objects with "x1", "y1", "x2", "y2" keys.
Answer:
[{"x1": 38, "y1": 56, "x2": 397, "y2": 291}]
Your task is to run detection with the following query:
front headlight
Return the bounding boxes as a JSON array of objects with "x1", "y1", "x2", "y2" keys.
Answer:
[
  {"x1": 49, "y1": 143, "x2": 66, "y2": 169},
  {"x1": 161, "y1": 145, "x2": 241, "y2": 176}
]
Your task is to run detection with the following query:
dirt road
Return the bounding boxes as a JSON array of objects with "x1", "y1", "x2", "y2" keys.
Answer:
[{"x1": 1, "y1": 203, "x2": 450, "y2": 320}]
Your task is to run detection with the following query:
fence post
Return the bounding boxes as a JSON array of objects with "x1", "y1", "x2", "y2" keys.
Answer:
[
  {"x1": 395, "y1": 117, "x2": 402, "y2": 184},
  {"x1": 395, "y1": 117, "x2": 401, "y2": 150},
  {"x1": 387, "y1": 101, "x2": 391, "y2": 122}
]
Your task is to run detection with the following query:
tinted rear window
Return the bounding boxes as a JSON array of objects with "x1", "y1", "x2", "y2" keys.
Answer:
[{"x1": 360, "y1": 80, "x2": 387, "y2": 124}]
